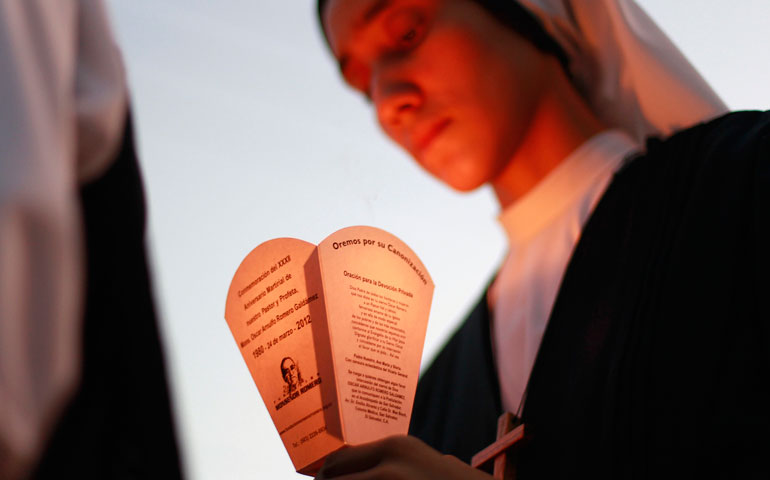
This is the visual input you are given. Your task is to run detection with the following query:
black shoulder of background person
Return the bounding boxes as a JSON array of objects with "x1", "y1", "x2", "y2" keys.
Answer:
[{"x1": 31, "y1": 115, "x2": 183, "y2": 479}]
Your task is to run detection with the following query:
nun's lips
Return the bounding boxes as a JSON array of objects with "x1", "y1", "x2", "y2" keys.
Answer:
[{"x1": 413, "y1": 118, "x2": 452, "y2": 154}]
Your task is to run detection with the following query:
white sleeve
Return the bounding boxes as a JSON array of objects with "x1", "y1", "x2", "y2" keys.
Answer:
[{"x1": 0, "y1": 1, "x2": 83, "y2": 478}]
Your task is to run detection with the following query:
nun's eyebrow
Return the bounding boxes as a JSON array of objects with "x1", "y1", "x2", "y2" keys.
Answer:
[{"x1": 362, "y1": 0, "x2": 393, "y2": 24}]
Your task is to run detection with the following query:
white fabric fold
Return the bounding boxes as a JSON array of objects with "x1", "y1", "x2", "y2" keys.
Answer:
[
  {"x1": 516, "y1": 0, "x2": 728, "y2": 142},
  {"x1": 0, "y1": 1, "x2": 126, "y2": 477}
]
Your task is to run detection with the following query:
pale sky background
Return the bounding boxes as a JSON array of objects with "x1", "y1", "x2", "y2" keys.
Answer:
[{"x1": 104, "y1": 1, "x2": 769, "y2": 478}]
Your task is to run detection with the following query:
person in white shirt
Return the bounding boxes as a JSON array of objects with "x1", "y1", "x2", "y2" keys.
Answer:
[{"x1": 0, "y1": 2, "x2": 181, "y2": 478}]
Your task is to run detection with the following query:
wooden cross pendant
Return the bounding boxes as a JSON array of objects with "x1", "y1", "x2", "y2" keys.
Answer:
[{"x1": 470, "y1": 413, "x2": 526, "y2": 480}]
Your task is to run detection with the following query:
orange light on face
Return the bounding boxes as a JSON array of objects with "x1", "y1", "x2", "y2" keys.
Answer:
[{"x1": 323, "y1": 0, "x2": 554, "y2": 193}]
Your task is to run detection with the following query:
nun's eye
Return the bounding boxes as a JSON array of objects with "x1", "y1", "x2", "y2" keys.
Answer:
[{"x1": 386, "y1": 9, "x2": 427, "y2": 50}]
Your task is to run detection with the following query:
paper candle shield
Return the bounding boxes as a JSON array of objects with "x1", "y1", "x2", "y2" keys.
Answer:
[{"x1": 224, "y1": 226, "x2": 434, "y2": 475}]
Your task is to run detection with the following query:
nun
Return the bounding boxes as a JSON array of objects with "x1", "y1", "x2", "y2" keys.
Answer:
[{"x1": 316, "y1": 0, "x2": 770, "y2": 478}]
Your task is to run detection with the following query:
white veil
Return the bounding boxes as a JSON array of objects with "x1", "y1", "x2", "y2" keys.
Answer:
[{"x1": 516, "y1": 0, "x2": 728, "y2": 143}]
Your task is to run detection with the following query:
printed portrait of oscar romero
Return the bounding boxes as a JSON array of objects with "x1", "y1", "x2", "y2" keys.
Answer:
[{"x1": 280, "y1": 357, "x2": 305, "y2": 396}]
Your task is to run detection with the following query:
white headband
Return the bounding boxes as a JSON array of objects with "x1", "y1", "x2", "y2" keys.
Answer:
[{"x1": 516, "y1": 0, "x2": 728, "y2": 143}]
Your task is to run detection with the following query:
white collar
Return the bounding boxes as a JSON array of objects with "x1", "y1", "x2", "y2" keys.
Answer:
[{"x1": 497, "y1": 129, "x2": 639, "y2": 245}]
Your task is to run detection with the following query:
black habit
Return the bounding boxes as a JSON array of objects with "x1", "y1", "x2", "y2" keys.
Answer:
[{"x1": 409, "y1": 111, "x2": 770, "y2": 479}]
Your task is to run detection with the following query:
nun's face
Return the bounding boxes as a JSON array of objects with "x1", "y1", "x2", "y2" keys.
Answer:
[{"x1": 323, "y1": 0, "x2": 552, "y2": 191}]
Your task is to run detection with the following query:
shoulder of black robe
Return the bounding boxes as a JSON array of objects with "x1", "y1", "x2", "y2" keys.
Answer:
[
  {"x1": 518, "y1": 110, "x2": 770, "y2": 479},
  {"x1": 409, "y1": 110, "x2": 770, "y2": 477},
  {"x1": 409, "y1": 289, "x2": 503, "y2": 464},
  {"x1": 32, "y1": 115, "x2": 184, "y2": 479}
]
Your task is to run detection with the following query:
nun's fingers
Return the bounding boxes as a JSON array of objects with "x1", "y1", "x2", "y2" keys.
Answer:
[
  {"x1": 317, "y1": 438, "x2": 395, "y2": 478},
  {"x1": 315, "y1": 435, "x2": 493, "y2": 480}
]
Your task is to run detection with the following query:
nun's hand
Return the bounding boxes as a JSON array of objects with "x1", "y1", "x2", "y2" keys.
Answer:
[{"x1": 315, "y1": 435, "x2": 494, "y2": 480}]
